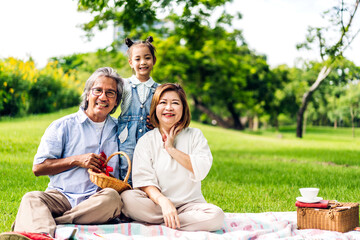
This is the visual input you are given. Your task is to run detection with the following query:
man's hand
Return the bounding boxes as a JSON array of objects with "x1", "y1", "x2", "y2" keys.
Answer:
[
  {"x1": 33, "y1": 152, "x2": 106, "y2": 177},
  {"x1": 76, "y1": 153, "x2": 106, "y2": 173}
]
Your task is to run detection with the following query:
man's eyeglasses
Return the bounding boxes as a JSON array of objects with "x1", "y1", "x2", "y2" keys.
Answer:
[{"x1": 91, "y1": 88, "x2": 117, "y2": 98}]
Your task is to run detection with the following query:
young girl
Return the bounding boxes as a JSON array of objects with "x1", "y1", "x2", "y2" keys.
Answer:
[{"x1": 118, "y1": 36, "x2": 159, "y2": 186}]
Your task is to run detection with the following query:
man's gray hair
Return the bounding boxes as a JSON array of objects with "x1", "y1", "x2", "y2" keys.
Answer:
[{"x1": 80, "y1": 67, "x2": 123, "y2": 114}]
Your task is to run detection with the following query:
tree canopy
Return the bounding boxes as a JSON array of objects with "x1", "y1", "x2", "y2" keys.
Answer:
[
  {"x1": 68, "y1": 0, "x2": 360, "y2": 134},
  {"x1": 295, "y1": 0, "x2": 360, "y2": 137}
]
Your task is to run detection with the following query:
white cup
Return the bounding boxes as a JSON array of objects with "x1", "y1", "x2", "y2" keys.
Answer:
[{"x1": 299, "y1": 188, "x2": 319, "y2": 200}]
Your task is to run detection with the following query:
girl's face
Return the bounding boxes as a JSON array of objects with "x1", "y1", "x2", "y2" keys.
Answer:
[
  {"x1": 129, "y1": 45, "x2": 155, "y2": 82},
  {"x1": 156, "y1": 91, "x2": 183, "y2": 130}
]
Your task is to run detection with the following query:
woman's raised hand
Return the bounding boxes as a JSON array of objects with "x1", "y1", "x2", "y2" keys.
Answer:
[
  {"x1": 162, "y1": 124, "x2": 181, "y2": 151},
  {"x1": 161, "y1": 124, "x2": 193, "y2": 173},
  {"x1": 157, "y1": 195, "x2": 180, "y2": 229}
]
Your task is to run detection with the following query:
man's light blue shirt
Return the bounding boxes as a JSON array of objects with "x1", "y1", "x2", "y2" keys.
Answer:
[{"x1": 34, "y1": 108, "x2": 119, "y2": 207}]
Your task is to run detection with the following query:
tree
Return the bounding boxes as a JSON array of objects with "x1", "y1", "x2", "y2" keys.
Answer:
[
  {"x1": 76, "y1": 0, "x2": 297, "y2": 130},
  {"x1": 295, "y1": 0, "x2": 360, "y2": 138},
  {"x1": 265, "y1": 65, "x2": 301, "y2": 130},
  {"x1": 77, "y1": 0, "x2": 235, "y2": 43},
  {"x1": 77, "y1": 0, "x2": 256, "y2": 129},
  {"x1": 153, "y1": 33, "x2": 273, "y2": 129},
  {"x1": 319, "y1": 58, "x2": 360, "y2": 128}
]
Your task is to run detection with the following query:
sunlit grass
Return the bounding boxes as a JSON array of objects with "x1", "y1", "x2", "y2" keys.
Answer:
[
  {"x1": 0, "y1": 107, "x2": 78, "y2": 231},
  {"x1": 196, "y1": 122, "x2": 360, "y2": 213},
  {"x1": 1, "y1": 109, "x2": 360, "y2": 232}
]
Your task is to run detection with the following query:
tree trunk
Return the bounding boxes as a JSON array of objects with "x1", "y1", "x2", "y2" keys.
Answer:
[
  {"x1": 192, "y1": 96, "x2": 231, "y2": 128},
  {"x1": 303, "y1": 110, "x2": 307, "y2": 136},
  {"x1": 296, "y1": 66, "x2": 332, "y2": 138},
  {"x1": 273, "y1": 114, "x2": 279, "y2": 131},
  {"x1": 248, "y1": 116, "x2": 253, "y2": 130},
  {"x1": 226, "y1": 101, "x2": 244, "y2": 130},
  {"x1": 253, "y1": 115, "x2": 259, "y2": 131}
]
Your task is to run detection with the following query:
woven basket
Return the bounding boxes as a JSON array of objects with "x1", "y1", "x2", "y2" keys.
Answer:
[
  {"x1": 297, "y1": 202, "x2": 359, "y2": 233},
  {"x1": 88, "y1": 151, "x2": 132, "y2": 193}
]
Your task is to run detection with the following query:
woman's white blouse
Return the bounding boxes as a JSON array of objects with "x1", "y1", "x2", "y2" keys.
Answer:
[{"x1": 132, "y1": 127, "x2": 213, "y2": 207}]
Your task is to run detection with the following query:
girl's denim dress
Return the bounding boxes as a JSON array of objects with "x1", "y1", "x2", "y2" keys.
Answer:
[{"x1": 118, "y1": 82, "x2": 158, "y2": 186}]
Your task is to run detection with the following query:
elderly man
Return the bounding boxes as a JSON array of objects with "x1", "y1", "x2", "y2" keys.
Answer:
[{"x1": 0, "y1": 67, "x2": 123, "y2": 240}]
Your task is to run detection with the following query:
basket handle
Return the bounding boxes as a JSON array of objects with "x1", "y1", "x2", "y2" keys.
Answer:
[{"x1": 105, "y1": 151, "x2": 132, "y2": 184}]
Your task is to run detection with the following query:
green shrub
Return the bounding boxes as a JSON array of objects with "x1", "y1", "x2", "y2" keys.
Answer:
[
  {"x1": 0, "y1": 58, "x2": 81, "y2": 117},
  {"x1": 0, "y1": 59, "x2": 32, "y2": 116}
]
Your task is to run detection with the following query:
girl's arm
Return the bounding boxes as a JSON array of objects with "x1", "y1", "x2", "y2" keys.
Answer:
[{"x1": 140, "y1": 186, "x2": 180, "y2": 229}]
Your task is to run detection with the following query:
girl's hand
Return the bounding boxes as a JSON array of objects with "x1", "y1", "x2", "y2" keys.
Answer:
[
  {"x1": 146, "y1": 115, "x2": 154, "y2": 130},
  {"x1": 157, "y1": 195, "x2": 180, "y2": 229}
]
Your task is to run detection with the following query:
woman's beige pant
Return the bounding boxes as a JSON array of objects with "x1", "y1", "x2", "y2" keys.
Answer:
[
  {"x1": 121, "y1": 189, "x2": 224, "y2": 231},
  {"x1": 13, "y1": 188, "x2": 123, "y2": 237}
]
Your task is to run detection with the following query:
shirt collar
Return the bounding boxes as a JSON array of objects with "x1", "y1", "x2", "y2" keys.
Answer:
[
  {"x1": 77, "y1": 107, "x2": 89, "y2": 123},
  {"x1": 129, "y1": 75, "x2": 155, "y2": 87}
]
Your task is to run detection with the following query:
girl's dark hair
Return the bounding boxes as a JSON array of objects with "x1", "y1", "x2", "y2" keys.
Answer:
[{"x1": 125, "y1": 36, "x2": 156, "y2": 62}]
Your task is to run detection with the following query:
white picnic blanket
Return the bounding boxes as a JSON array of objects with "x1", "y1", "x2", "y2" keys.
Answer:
[{"x1": 55, "y1": 212, "x2": 360, "y2": 239}]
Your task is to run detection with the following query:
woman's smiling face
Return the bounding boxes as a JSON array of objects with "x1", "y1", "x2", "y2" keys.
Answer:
[{"x1": 156, "y1": 91, "x2": 183, "y2": 130}]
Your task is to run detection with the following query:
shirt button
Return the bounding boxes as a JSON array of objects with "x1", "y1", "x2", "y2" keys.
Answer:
[
  {"x1": 140, "y1": 116, "x2": 144, "y2": 120},
  {"x1": 140, "y1": 104, "x2": 144, "y2": 108},
  {"x1": 139, "y1": 129, "x2": 143, "y2": 133}
]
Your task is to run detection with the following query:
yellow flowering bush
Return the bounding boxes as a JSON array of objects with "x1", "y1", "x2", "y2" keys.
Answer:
[
  {"x1": 0, "y1": 58, "x2": 32, "y2": 116},
  {"x1": 0, "y1": 58, "x2": 81, "y2": 116},
  {"x1": 28, "y1": 61, "x2": 81, "y2": 114}
]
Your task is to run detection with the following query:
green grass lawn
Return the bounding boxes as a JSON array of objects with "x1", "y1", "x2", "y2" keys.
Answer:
[{"x1": 1, "y1": 107, "x2": 360, "y2": 232}]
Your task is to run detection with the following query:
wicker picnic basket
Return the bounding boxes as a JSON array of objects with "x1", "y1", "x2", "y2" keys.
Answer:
[
  {"x1": 297, "y1": 202, "x2": 359, "y2": 233},
  {"x1": 88, "y1": 151, "x2": 132, "y2": 193}
]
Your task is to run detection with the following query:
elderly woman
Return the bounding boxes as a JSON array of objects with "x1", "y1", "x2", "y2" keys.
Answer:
[{"x1": 121, "y1": 83, "x2": 224, "y2": 231}]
